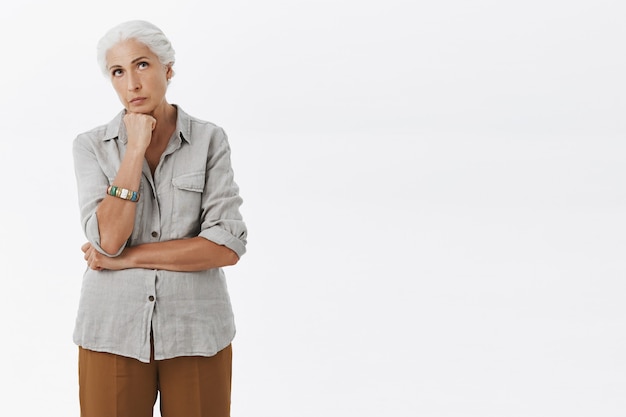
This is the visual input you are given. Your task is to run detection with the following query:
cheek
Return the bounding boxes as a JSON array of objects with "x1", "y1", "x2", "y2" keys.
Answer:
[{"x1": 153, "y1": 77, "x2": 169, "y2": 95}]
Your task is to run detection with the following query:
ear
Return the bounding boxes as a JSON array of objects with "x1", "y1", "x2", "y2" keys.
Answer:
[{"x1": 165, "y1": 64, "x2": 173, "y2": 80}]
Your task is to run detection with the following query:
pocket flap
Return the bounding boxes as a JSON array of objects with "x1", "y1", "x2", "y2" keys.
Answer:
[{"x1": 172, "y1": 172, "x2": 205, "y2": 192}]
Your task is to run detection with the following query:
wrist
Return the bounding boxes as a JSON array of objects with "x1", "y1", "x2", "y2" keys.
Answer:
[
  {"x1": 125, "y1": 143, "x2": 148, "y2": 157},
  {"x1": 119, "y1": 246, "x2": 139, "y2": 269}
]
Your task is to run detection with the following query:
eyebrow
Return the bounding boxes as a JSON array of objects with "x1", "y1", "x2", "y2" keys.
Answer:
[{"x1": 108, "y1": 56, "x2": 151, "y2": 70}]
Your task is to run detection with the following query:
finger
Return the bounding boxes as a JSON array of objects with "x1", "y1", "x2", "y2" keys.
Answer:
[{"x1": 81, "y1": 242, "x2": 91, "y2": 252}]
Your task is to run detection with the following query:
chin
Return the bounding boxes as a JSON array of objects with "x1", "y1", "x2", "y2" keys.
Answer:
[{"x1": 127, "y1": 105, "x2": 155, "y2": 115}]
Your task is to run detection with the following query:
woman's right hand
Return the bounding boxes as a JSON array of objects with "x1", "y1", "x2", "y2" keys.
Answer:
[{"x1": 124, "y1": 112, "x2": 156, "y2": 152}]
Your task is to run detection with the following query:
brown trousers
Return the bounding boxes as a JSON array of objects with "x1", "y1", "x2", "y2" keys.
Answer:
[{"x1": 78, "y1": 344, "x2": 232, "y2": 417}]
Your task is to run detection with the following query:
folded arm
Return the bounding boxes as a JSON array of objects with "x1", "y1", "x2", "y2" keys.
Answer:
[{"x1": 82, "y1": 236, "x2": 239, "y2": 272}]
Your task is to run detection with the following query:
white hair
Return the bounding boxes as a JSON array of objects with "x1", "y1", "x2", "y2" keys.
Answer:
[{"x1": 96, "y1": 20, "x2": 175, "y2": 79}]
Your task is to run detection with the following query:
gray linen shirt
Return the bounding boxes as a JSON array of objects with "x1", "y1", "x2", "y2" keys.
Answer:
[{"x1": 72, "y1": 106, "x2": 247, "y2": 363}]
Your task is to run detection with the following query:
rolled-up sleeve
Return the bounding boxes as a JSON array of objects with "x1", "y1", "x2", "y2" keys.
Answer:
[
  {"x1": 72, "y1": 134, "x2": 126, "y2": 257},
  {"x1": 198, "y1": 128, "x2": 247, "y2": 258}
]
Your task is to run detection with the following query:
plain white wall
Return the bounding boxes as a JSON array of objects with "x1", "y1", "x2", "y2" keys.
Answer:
[{"x1": 0, "y1": 1, "x2": 625, "y2": 416}]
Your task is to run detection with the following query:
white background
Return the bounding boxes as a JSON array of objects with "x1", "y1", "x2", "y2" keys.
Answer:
[{"x1": 1, "y1": 0, "x2": 625, "y2": 416}]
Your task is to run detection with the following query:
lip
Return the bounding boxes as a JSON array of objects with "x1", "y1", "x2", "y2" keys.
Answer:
[{"x1": 129, "y1": 97, "x2": 147, "y2": 105}]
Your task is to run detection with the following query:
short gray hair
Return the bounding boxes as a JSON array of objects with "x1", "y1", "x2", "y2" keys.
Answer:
[{"x1": 96, "y1": 20, "x2": 175, "y2": 78}]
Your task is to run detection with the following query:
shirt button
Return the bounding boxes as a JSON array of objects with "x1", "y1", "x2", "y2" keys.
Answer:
[
  {"x1": 151, "y1": 231, "x2": 158, "y2": 238},
  {"x1": 148, "y1": 295, "x2": 155, "y2": 302}
]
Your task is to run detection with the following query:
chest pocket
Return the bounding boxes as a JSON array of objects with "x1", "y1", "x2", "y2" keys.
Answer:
[{"x1": 171, "y1": 171, "x2": 206, "y2": 236}]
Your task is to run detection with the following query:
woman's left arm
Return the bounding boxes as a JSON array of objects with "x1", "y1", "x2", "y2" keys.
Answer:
[{"x1": 82, "y1": 237, "x2": 238, "y2": 271}]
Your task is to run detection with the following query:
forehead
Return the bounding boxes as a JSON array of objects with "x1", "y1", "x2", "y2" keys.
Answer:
[{"x1": 106, "y1": 39, "x2": 157, "y2": 67}]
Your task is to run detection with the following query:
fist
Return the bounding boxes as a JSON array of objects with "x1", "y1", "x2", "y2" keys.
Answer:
[
  {"x1": 124, "y1": 112, "x2": 156, "y2": 151},
  {"x1": 81, "y1": 242, "x2": 128, "y2": 271},
  {"x1": 81, "y1": 242, "x2": 105, "y2": 271}
]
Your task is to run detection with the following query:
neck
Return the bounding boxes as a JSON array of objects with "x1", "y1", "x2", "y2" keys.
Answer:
[
  {"x1": 150, "y1": 102, "x2": 176, "y2": 141},
  {"x1": 150, "y1": 101, "x2": 175, "y2": 124}
]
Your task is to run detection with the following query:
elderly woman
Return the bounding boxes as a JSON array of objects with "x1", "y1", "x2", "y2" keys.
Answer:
[{"x1": 73, "y1": 20, "x2": 247, "y2": 417}]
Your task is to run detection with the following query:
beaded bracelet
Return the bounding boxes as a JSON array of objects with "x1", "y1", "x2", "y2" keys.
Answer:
[{"x1": 107, "y1": 185, "x2": 140, "y2": 202}]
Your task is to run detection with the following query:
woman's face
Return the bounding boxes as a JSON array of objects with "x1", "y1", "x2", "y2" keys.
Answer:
[{"x1": 106, "y1": 39, "x2": 172, "y2": 115}]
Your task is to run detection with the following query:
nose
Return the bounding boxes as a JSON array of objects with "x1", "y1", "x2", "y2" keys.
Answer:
[{"x1": 127, "y1": 72, "x2": 140, "y2": 91}]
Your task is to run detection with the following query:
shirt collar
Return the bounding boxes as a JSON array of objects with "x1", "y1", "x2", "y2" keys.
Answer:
[{"x1": 101, "y1": 104, "x2": 191, "y2": 145}]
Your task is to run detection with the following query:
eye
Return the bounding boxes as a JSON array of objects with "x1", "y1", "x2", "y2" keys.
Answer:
[
  {"x1": 138, "y1": 61, "x2": 149, "y2": 69},
  {"x1": 111, "y1": 68, "x2": 123, "y2": 77}
]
